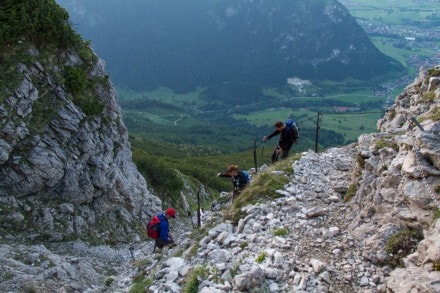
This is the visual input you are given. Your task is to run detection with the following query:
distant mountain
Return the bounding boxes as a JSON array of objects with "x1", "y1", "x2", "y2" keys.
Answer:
[{"x1": 58, "y1": 0, "x2": 403, "y2": 92}]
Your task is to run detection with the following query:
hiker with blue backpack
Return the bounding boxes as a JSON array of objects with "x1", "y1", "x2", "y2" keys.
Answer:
[
  {"x1": 217, "y1": 165, "x2": 250, "y2": 200},
  {"x1": 263, "y1": 119, "x2": 299, "y2": 163}
]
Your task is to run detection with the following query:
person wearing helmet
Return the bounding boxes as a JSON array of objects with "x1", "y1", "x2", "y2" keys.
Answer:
[{"x1": 155, "y1": 207, "x2": 176, "y2": 250}]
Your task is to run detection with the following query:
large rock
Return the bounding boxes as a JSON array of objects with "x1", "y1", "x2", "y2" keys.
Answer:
[
  {"x1": 0, "y1": 49, "x2": 161, "y2": 243},
  {"x1": 386, "y1": 266, "x2": 440, "y2": 292},
  {"x1": 234, "y1": 266, "x2": 264, "y2": 291}
]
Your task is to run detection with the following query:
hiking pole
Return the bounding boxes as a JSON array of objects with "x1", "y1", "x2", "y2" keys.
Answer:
[
  {"x1": 188, "y1": 211, "x2": 195, "y2": 229},
  {"x1": 197, "y1": 191, "x2": 201, "y2": 228},
  {"x1": 129, "y1": 246, "x2": 135, "y2": 261},
  {"x1": 253, "y1": 139, "x2": 258, "y2": 173}
]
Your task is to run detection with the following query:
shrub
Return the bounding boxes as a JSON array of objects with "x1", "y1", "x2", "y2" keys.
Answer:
[
  {"x1": 76, "y1": 95, "x2": 105, "y2": 116},
  {"x1": 255, "y1": 252, "x2": 267, "y2": 264},
  {"x1": 239, "y1": 241, "x2": 249, "y2": 249},
  {"x1": 273, "y1": 227, "x2": 289, "y2": 236},
  {"x1": 385, "y1": 229, "x2": 423, "y2": 268},
  {"x1": 0, "y1": 0, "x2": 83, "y2": 48},
  {"x1": 182, "y1": 266, "x2": 209, "y2": 293},
  {"x1": 435, "y1": 186, "x2": 440, "y2": 194},
  {"x1": 343, "y1": 184, "x2": 357, "y2": 202},
  {"x1": 64, "y1": 66, "x2": 87, "y2": 95},
  {"x1": 104, "y1": 277, "x2": 114, "y2": 287}
]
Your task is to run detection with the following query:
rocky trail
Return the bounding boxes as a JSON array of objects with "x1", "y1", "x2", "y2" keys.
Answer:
[
  {"x1": 135, "y1": 147, "x2": 392, "y2": 293},
  {"x1": 0, "y1": 147, "x2": 383, "y2": 292}
]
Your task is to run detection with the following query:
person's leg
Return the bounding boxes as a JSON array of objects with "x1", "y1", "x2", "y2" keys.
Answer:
[
  {"x1": 271, "y1": 145, "x2": 280, "y2": 163},
  {"x1": 155, "y1": 238, "x2": 165, "y2": 250},
  {"x1": 280, "y1": 148, "x2": 290, "y2": 160}
]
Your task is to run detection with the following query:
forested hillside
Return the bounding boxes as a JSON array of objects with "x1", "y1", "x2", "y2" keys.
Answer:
[{"x1": 57, "y1": 0, "x2": 402, "y2": 92}]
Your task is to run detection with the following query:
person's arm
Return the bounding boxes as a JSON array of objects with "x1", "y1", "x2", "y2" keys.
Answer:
[
  {"x1": 217, "y1": 173, "x2": 232, "y2": 178},
  {"x1": 264, "y1": 130, "x2": 280, "y2": 141}
]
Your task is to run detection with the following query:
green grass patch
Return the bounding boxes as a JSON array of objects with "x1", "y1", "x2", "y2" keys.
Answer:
[
  {"x1": 273, "y1": 227, "x2": 289, "y2": 236},
  {"x1": 182, "y1": 266, "x2": 209, "y2": 293},
  {"x1": 225, "y1": 161, "x2": 293, "y2": 223},
  {"x1": 344, "y1": 184, "x2": 358, "y2": 202},
  {"x1": 132, "y1": 258, "x2": 152, "y2": 268},
  {"x1": 421, "y1": 92, "x2": 436, "y2": 103},
  {"x1": 434, "y1": 209, "x2": 440, "y2": 220},
  {"x1": 385, "y1": 229, "x2": 423, "y2": 268},
  {"x1": 129, "y1": 271, "x2": 152, "y2": 293},
  {"x1": 255, "y1": 252, "x2": 267, "y2": 264},
  {"x1": 375, "y1": 137, "x2": 399, "y2": 152}
]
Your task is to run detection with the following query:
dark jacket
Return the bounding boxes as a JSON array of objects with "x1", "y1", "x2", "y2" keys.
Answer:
[
  {"x1": 267, "y1": 126, "x2": 297, "y2": 150},
  {"x1": 219, "y1": 171, "x2": 249, "y2": 189},
  {"x1": 157, "y1": 212, "x2": 172, "y2": 243}
]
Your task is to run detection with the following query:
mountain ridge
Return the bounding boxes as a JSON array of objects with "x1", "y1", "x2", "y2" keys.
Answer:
[{"x1": 57, "y1": 0, "x2": 403, "y2": 92}]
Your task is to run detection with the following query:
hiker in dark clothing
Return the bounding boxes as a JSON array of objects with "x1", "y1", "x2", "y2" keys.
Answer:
[
  {"x1": 155, "y1": 207, "x2": 176, "y2": 249},
  {"x1": 263, "y1": 120, "x2": 298, "y2": 163},
  {"x1": 217, "y1": 165, "x2": 250, "y2": 199}
]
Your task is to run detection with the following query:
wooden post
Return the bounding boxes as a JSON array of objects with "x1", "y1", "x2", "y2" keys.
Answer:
[
  {"x1": 197, "y1": 191, "x2": 201, "y2": 228},
  {"x1": 253, "y1": 139, "x2": 258, "y2": 173},
  {"x1": 315, "y1": 112, "x2": 322, "y2": 153}
]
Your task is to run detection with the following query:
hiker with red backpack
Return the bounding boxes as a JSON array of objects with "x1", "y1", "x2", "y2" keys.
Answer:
[
  {"x1": 263, "y1": 119, "x2": 299, "y2": 163},
  {"x1": 147, "y1": 207, "x2": 176, "y2": 252}
]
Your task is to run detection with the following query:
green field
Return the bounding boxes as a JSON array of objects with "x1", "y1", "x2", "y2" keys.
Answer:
[{"x1": 341, "y1": 0, "x2": 437, "y2": 25}]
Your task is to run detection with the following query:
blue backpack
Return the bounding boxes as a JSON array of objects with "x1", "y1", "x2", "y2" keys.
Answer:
[
  {"x1": 285, "y1": 119, "x2": 299, "y2": 141},
  {"x1": 242, "y1": 170, "x2": 251, "y2": 183}
]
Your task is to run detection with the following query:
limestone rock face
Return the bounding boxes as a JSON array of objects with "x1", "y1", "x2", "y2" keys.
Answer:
[
  {"x1": 350, "y1": 66, "x2": 440, "y2": 291},
  {"x1": 0, "y1": 48, "x2": 161, "y2": 243}
]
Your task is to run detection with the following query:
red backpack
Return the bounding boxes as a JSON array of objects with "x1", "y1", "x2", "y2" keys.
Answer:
[{"x1": 147, "y1": 215, "x2": 161, "y2": 239}]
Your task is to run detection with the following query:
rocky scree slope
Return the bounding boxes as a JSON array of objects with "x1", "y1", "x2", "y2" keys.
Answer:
[
  {"x1": 0, "y1": 44, "x2": 161, "y2": 244},
  {"x1": 130, "y1": 67, "x2": 440, "y2": 292}
]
